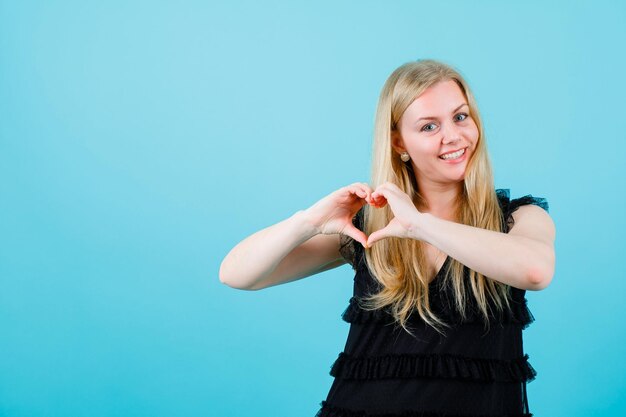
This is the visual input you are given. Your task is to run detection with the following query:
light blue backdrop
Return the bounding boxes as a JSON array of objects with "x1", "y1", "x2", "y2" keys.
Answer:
[{"x1": 1, "y1": 1, "x2": 624, "y2": 416}]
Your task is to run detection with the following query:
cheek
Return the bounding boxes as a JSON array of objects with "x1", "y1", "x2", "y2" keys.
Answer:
[
  {"x1": 415, "y1": 143, "x2": 439, "y2": 157},
  {"x1": 463, "y1": 123, "x2": 480, "y2": 146},
  {"x1": 402, "y1": 135, "x2": 431, "y2": 155},
  {"x1": 470, "y1": 121, "x2": 479, "y2": 139}
]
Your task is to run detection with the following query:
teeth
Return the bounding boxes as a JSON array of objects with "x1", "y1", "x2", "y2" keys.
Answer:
[{"x1": 440, "y1": 148, "x2": 465, "y2": 160}]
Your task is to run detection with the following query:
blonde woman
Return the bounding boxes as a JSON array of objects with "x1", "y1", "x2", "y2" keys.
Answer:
[{"x1": 219, "y1": 59, "x2": 555, "y2": 416}]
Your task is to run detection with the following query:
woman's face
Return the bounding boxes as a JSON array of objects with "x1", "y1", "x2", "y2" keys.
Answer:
[{"x1": 392, "y1": 79, "x2": 479, "y2": 184}]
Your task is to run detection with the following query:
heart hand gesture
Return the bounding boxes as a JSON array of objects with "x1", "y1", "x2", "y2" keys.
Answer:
[
  {"x1": 366, "y1": 182, "x2": 423, "y2": 248},
  {"x1": 302, "y1": 183, "x2": 374, "y2": 249}
]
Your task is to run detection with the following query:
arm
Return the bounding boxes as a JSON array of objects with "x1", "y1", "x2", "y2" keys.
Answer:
[
  {"x1": 219, "y1": 183, "x2": 375, "y2": 290},
  {"x1": 219, "y1": 210, "x2": 340, "y2": 291},
  {"x1": 411, "y1": 205, "x2": 556, "y2": 291}
]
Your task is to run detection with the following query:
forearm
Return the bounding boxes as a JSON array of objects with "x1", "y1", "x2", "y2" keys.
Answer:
[
  {"x1": 411, "y1": 213, "x2": 548, "y2": 291},
  {"x1": 219, "y1": 210, "x2": 319, "y2": 290}
]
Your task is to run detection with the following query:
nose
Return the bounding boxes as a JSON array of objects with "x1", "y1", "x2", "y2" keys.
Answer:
[{"x1": 441, "y1": 122, "x2": 461, "y2": 145}]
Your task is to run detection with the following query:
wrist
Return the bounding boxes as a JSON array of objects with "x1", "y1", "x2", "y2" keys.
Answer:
[
  {"x1": 408, "y1": 212, "x2": 435, "y2": 242},
  {"x1": 291, "y1": 209, "x2": 322, "y2": 237}
]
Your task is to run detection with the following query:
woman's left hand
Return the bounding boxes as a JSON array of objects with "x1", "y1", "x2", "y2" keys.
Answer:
[{"x1": 366, "y1": 182, "x2": 425, "y2": 247}]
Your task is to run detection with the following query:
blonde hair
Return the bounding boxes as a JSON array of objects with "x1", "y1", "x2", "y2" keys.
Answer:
[{"x1": 358, "y1": 59, "x2": 511, "y2": 337}]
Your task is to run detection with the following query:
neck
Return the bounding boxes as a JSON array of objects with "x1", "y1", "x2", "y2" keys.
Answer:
[{"x1": 414, "y1": 179, "x2": 463, "y2": 220}]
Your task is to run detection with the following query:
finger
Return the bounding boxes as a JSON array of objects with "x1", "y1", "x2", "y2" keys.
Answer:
[
  {"x1": 359, "y1": 183, "x2": 373, "y2": 197},
  {"x1": 358, "y1": 183, "x2": 373, "y2": 203},
  {"x1": 370, "y1": 198, "x2": 386, "y2": 208},
  {"x1": 373, "y1": 184, "x2": 399, "y2": 203},
  {"x1": 356, "y1": 183, "x2": 372, "y2": 200},
  {"x1": 371, "y1": 185, "x2": 384, "y2": 199},
  {"x1": 372, "y1": 183, "x2": 393, "y2": 197},
  {"x1": 350, "y1": 182, "x2": 368, "y2": 194},
  {"x1": 351, "y1": 186, "x2": 372, "y2": 204},
  {"x1": 360, "y1": 182, "x2": 374, "y2": 194},
  {"x1": 371, "y1": 188, "x2": 388, "y2": 205},
  {"x1": 347, "y1": 186, "x2": 367, "y2": 200},
  {"x1": 353, "y1": 183, "x2": 368, "y2": 196}
]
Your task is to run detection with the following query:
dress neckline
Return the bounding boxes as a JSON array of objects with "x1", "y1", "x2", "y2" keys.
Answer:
[{"x1": 429, "y1": 255, "x2": 451, "y2": 286}]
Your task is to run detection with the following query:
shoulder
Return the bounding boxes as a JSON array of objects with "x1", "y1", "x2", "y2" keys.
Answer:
[
  {"x1": 496, "y1": 188, "x2": 555, "y2": 245},
  {"x1": 495, "y1": 188, "x2": 549, "y2": 214},
  {"x1": 496, "y1": 188, "x2": 550, "y2": 222}
]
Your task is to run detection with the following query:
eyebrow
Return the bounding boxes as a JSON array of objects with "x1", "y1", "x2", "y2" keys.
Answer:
[{"x1": 414, "y1": 103, "x2": 469, "y2": 124}]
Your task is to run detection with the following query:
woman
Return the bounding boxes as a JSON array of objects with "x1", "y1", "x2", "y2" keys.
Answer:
[{"x1": 219, "y1": 59, "x2": 555, "y2": 416}]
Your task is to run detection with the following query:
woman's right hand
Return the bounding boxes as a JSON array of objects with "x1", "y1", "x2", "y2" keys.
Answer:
[{"x1": 302, "y1": 183, "x2": 374, "y2": 248}]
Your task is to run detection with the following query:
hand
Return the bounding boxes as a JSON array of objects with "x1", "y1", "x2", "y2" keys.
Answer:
[
  {"x1": 302, "y1": 182, "x2": 374, "y2": 249},
  {"x1": 366, "y1": 182, "x2": 423, "y2": 247}
]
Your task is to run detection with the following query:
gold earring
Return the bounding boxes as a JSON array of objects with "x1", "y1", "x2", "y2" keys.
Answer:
[{"x1": 400, "y1": 152, "x2": 410, "y2": 162}]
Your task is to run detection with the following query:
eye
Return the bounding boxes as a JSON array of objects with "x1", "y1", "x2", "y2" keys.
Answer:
[
  {"x1": 455, "y1": 112, "x2": 469, "y2": 121},
  {"x1": 421, "y1": 113, "x2": 470, "y2": 132},
  {"x1": 421, "y1": 123, "x2": 437, "y2": 132}
]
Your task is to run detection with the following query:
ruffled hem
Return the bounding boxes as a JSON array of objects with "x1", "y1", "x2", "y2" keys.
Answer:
[
  {"x1": 316, "y1": 401, "x2": 533, "y2": 417},
  {"x1": 497, "y1": 188, "x2": 549, "y2": 213},
  {"x1": 329, "y1": 351, "x2": 537, "y2": 383},
  {"x1": 341, "y1": 296, "x2": 535, "y2": 330},
  {"x1": 496, "y1": 189, "x2": 549, "y2": 232}
]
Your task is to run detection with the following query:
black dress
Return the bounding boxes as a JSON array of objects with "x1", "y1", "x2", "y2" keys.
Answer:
[{"x1": 316, "y1": 189, "x2": 550, "y2": 417}]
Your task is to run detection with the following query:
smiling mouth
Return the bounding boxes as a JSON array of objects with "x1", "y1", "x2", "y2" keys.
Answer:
[{"x1": 439, "y1": 147, "x2": 467, "y2": 160}]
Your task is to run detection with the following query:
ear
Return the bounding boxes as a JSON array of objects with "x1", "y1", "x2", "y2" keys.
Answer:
[{"x1": 390, "y1": 130, "x2": 405, "y2": 154}]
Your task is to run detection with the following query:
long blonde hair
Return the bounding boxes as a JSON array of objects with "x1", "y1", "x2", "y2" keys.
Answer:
[{"x1": 359, "y1": 59, "x2": 511, "y2": 337}]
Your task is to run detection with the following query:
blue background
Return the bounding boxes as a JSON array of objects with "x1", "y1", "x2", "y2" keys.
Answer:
[{"x1": 1, "y1": 1, "x2": 624, "y2": 416}]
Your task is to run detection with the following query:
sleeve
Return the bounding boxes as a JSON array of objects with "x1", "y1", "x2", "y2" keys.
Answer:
[
  {"x1": 339, "y1": 207, "x2": 365, "y2": 270},
  {"x1": 496, "y1": 188, "x2": 549, "y2": 232}
]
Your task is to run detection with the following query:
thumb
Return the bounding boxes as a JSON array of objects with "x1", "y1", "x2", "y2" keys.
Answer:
[
  {"x1": 366, "y1": 227, "x2": 393, "y2": 248},
  {"x1": 342, "y1": 224, "x2": 368, "y2": 249}
]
